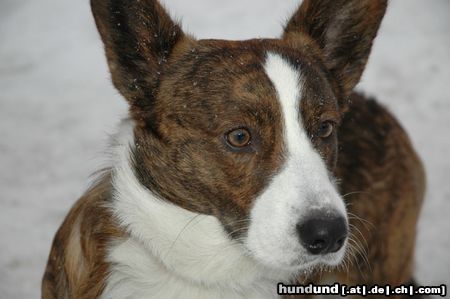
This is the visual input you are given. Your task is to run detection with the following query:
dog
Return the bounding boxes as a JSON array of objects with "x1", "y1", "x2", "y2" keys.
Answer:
[{"x1": 42, "y1": 0, "x2": 425, "y2": 298}]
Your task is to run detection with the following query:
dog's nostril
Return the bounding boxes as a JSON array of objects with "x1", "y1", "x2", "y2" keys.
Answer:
[
  {"x1": 296, "y1": 213, "x2": 348, "y2": 255},
  {"x1": 330, "y1": 237, "x2": 346, "y2": 253},
  {"x1": 309, "y1": 239, "x2": 327, "y2": 254}
]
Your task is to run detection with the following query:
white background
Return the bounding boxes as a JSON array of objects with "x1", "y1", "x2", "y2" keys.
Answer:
[{"x1": 1, "y1": 0, "x2": 449, "y2": 297}]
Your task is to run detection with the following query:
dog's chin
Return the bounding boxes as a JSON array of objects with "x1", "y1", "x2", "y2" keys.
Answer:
[{"x1": 249, "y1": 242, "x2": 348, "y2": 277}]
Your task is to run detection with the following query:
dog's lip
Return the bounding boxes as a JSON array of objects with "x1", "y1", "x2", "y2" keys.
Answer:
[
  {"x1": 254, "y1": 255, "x2": 319, "y2": 272},
  {"x1": 290, "y1": 258, "x2": 319, "y2": 270},
  {"x1": 285, "y1": 248, "x2": 346, "y2": 271},
  {"x1": 244, "y1": 244, "x2": 346, "y2": 271}
]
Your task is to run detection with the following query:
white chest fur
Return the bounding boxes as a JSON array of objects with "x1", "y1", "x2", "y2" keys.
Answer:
[{"x1": 102, "y1": 238, "x2": 280, "y2": 299}]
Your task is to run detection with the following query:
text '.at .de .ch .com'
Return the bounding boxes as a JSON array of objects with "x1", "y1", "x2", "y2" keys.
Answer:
[{"x1": 277, "y1": 283, "x2": 447, "y2": 297}]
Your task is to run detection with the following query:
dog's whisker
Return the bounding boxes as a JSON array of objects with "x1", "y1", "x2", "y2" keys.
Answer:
[
  {"x1": 222, "y1": 218, "x2": 251, "y2": 226},
  {"x1": 163, "y1": 214, "x2": 204, "y2": 259},
  {"x1": 342, "y1": 190, "x2": 371, "y2": 199},
  {"x1": 344, "y1": 242, "x2": 358, "y2": 280},
  {"x1": 226, "y1": 226, "x2": 250, "y2": 239},
  {"x1": 349, "y1": 223, "x2": 369, "y2": 249},
  {"x1": 347, "y1": 237, "x2": 367, "y2": 280},
  {"x1": 348, "y1": 236, "x2": 372, "y2": 275},
  {"x1": 348, "y1": 212, "x2": 375, "y2": 230}
]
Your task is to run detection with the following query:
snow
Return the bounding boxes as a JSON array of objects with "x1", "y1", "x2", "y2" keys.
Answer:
[{"x1": 1, "y1": 0, "x2": 449, "y2": 298}]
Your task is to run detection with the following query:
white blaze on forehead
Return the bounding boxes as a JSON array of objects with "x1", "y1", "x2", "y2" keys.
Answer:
[
  {"x1": 244, "y1": 53, "x2": 346, "y2": 270},
  {"x1": 264, "y1": 53, "x2": 307, "y2": 155},
  {"x1": 264, "y1": 53, "x2": 334, "y2": 188}
]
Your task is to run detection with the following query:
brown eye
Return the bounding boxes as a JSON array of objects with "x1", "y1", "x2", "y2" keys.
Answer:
[
  {"x1": 318, "y1": 121, "x2": 334, "y2": 138},
  {"x1": 226, "y1": 128, "x2": 251, "y2": 148}
]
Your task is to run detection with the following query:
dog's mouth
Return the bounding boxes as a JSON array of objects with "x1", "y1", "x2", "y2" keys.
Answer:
[
  {"x1": 240, "y1": 243, "x2": 348, "y2": 282},
  {"x1": 282, "y1": 241, "x2": 348, "y2": 270},
  {"x1": 295, "y1": 240, "x2": 348, "y2": 267}
]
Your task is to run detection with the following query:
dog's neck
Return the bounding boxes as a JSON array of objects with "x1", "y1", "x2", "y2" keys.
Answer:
[{"x1": 102, "y1": 119, "x2": 292, "y2": 298}]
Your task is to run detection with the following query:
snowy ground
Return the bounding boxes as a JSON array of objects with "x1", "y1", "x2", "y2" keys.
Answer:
[{"x1": 1, "y1": 0, "x2": 449, "y2": 298}]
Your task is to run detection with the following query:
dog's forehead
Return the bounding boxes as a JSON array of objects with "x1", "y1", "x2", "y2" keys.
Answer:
[
  {"x1": 157, "y1": 38, "x2": 338, "y2": 130},
  {"x1": 204, "y1": 40, "x2": 332, "y2": 97}
]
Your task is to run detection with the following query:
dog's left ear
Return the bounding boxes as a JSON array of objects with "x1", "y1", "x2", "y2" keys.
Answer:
[
  {"x1": 283, "y1": 0, "x2": 387, "y2": 106},
  {"x1": 91, "y1": 0, "x2": 189, "y2": 124}
]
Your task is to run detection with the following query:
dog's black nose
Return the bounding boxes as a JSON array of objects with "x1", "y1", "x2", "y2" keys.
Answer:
[{"x1": 296, "y1": 213, "x2": 348, "y2": 255}]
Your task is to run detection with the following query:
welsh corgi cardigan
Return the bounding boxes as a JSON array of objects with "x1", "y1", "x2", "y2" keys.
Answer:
[{"x1": 42, "y1": 0, "x2": 425, "y2": 298}]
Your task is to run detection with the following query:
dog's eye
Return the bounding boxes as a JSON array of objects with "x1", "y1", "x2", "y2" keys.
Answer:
[
  {"x1": 318, "y1": 121, "x2": 334, "y2": 138},
  {"x1": 226, "y1": 128, "x2": 251, "y2": 148}
]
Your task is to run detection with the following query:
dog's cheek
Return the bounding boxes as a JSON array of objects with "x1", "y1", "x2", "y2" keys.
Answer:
[
  {"x1": 176, "y1": 139, "x2": 277, "y2": 240},
  {"x1": 171, "y1": 139, "x2": 249, "y2": 207},
  {"x1": 184, "y1": 142, "x2": 258, "y2": 227}
]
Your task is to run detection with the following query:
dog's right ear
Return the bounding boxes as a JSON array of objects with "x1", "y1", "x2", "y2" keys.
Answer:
[
  {"x1": 91, "y1": 0, "x2": 188, "y2": 122},
  {"x1": 283, "y1": 0, "x2": 387, "y2": 110}
]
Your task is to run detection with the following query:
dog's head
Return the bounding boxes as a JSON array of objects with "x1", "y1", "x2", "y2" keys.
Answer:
[{"x1": 92, "y1": 0, "x2": 386, "y2": 272}]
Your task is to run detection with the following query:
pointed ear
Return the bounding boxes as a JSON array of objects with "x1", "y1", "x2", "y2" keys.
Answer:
[
  {"x1": 91, "y1": 0, "x2": 188, "y2": 120},
  {"x1": 283, "y1": 0, "x2": 387, "y2": 100}
]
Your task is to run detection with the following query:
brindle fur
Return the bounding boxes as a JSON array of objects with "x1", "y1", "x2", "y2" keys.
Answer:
[
  {"x1": 330, "y1": 93, "x2": 425, "y2": 297},
  {"x1": 42, "y1": 0, "x2": 425, "y2": 298},
  {"x1": 42, "y1": 173, "x2": 125, "y2": 298}
]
